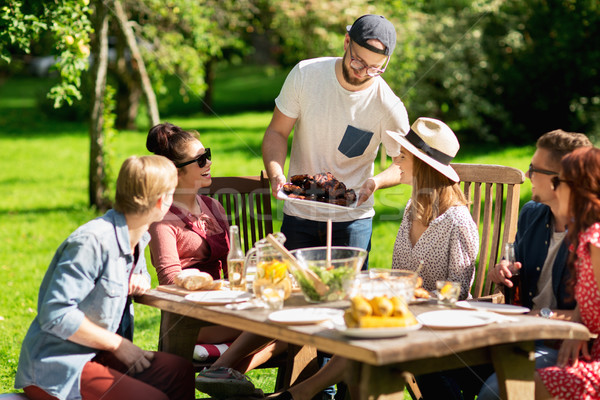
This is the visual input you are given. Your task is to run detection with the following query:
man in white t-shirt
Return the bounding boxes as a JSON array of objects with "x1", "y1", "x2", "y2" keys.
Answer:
[{"x1": 262, "y1": 14, "x2": 410, "y2": 266}]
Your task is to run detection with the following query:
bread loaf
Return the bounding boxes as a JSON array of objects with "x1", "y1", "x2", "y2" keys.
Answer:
[
  {"x1": 174, "y1": 269, "x2": 213, "y2": 291},
  {"x1": 206, "y1": 279, "x2": 225, "y2": 290}
]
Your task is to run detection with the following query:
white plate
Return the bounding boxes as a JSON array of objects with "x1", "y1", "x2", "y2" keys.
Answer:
[
  {"x1": 184, "y1": 290, "x2": 253, "y2": 305},
  {"x1": 337, "y1": 322, "x2": 422, "y2": 338},
  {"x1": 417, "y1": 310, "x2": 497, "y2": 329},
  {"x1": 268, "y1": 307, "x2": 344, "y2": 325},
  {"x1": 277, "y1": 189, "x2": 357, "y2": 211},
  {"x1": 455, "y1": 300, "x2": 530, "y2": 315}
]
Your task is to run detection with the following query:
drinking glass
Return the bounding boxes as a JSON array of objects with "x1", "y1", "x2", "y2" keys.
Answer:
[
  {"x1": 436, "y1": 280, "x2": 461, "y2": 305},
  {"x1": 257, "y1": 281, "x2": 286, "y2": 310}
]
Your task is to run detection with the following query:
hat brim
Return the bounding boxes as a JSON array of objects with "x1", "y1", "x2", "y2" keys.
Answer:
[{"x1": 386, "y1": 130, "x2": 459, "y2": 182}]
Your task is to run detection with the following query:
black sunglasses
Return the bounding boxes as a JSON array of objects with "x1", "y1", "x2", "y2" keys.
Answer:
[
  {"x1": 551, "y1": 176, "x2": 570, "y2": 191},
  {"x1": 175, "y1": 148, "x2": 211, "y2": 168},
  {"x1": 528, "y1": 163, "x2": 558, "y2": 177}
]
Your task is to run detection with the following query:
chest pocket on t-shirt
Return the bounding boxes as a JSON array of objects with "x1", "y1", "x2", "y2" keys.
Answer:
[{"x1": 338, "y1": 125, "x2": 373, "y2": 158}]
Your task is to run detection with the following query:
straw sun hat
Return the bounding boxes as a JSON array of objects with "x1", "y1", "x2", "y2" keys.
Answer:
[{"x1": 386, "y1": 117, "x2": 460, "y2": 182}]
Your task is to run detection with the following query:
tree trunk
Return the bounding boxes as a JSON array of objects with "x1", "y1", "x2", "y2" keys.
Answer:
[
  {"x1": 202, "y1": 57, "x2": 215, "y2": 114},
  {"x1": 89, "y1": 0, "x2": 111, "y2": 210},
  {"x1": 111, "y1": 0, "x2": 159, "y2": 127},
  {"x1": 113, "y1": 30, "x2": 141, "y2": 130}
]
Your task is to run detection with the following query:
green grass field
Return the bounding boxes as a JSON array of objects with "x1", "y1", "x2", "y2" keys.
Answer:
[{"x1": 0, "y1": 71, "x2": 536, "y2": 397}]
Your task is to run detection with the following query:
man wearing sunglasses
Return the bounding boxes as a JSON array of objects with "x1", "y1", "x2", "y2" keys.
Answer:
[
  {"x1": 477, "y1": 129, "x2": 592, "y2": 400},
  {"x1": 262, "y1": 14, "x2": 409, "y2": 268}
]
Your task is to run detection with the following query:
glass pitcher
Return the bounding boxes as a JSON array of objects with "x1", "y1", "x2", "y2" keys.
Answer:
[{"x1": 245, "y1": 232, "x2": 292, "y2": 301}]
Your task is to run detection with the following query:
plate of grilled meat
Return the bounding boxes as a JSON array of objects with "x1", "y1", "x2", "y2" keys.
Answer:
[{"x1": 277, "y1": 172, "x2": 357, "y2": 210}]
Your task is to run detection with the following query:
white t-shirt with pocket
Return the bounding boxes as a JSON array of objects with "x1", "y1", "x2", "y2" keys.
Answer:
[{"x1": 275, "y1": 57, "x2": 410, "y2": 221}]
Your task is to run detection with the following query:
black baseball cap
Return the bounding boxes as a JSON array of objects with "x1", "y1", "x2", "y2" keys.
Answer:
[{"x1": 346, "y1": 15, "x2": 396, "y2": 56}]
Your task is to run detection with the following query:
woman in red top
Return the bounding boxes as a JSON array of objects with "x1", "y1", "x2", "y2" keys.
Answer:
[
  {"x1": 536, "y1": 147, "x2": 600, "y2": 399},
  {"x1": 146, "y1": 122, "x2": 236, "y2": 344}
]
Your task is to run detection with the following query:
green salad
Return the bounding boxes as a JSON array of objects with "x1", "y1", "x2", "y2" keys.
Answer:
[{"x1": 295, "y1": 265, "x2": 355, "y2": 302}]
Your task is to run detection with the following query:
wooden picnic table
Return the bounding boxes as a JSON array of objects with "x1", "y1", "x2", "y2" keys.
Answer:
[{"x1": 136, "y1": 289, "x2": 591, "y2": 400}]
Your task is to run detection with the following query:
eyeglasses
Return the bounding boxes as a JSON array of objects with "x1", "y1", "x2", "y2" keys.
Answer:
[
  {"x1": 528, "y1": 163, "x2": 558, "y2": 177},
  {"x1": 347, "y1": 40, "x2": 389, "y2": 77},
  {"x1": 175, "y1": 148, "x2": 211, "y2": 168},
  {"x1": 551, "y1": 176, "x2": 570, "y2": 191}
]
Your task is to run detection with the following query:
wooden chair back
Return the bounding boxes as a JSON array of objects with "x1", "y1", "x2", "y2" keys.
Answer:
[
  {"x1": 198, "y1": 170, "x2": 274, "y2": 253},
  {"x1": 452, "y1": 163, "x2": 526, "y2": 299}
]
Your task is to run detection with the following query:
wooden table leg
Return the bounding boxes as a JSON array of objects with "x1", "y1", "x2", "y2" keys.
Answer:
[
  {"x1": 490, "y1": 341, "x2": 535, "y2": 400},
  {"x1": 281, "y1": 344, "x2": 318, "y2": 389},
  {"x1": 346, "y1": 360, "x2": 406, "y2": 400},
  {"x1": 158, "y1": 310, "x2": 212, "y2": 360}
]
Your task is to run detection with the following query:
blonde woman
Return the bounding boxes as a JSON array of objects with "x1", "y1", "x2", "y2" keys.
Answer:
[
  {"x1": 269, "y1": 118, "x2": 480, "y2": 400},
  {"x1": 15, "y1": 156, "x2": 195, "y2": 400},
  {"x1": 390, "y1": 117, "x2": 478, "y2": 300}
]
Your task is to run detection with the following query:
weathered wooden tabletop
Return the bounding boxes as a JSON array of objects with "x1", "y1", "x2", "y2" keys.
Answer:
[{"x1": 136, "y1": 289, "x2": 591, "y2": 399}]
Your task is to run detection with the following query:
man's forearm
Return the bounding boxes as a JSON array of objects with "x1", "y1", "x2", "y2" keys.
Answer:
[
  {"x1": 262, "y1": 128, "x2": 288, "y2": 181},
  {"x1": 371, "y1": 160, "x2": 402, "y2": 191}
]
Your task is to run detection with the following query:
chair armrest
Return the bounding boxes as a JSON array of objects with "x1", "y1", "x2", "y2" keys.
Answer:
[{"x1": 474, "y1": 291, "x2": 505, "y2": 304}]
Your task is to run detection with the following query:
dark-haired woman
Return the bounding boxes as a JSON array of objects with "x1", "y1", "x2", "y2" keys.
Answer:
[
  {"x1": 146, "y1": 122, "x2": 230, "y2": 284},
  {"x1": 536, "y1": 147, "x2": 600, "y2": 399},
  {"x1": 146, "y1": 123, "x2": 239, "y2": 346}
]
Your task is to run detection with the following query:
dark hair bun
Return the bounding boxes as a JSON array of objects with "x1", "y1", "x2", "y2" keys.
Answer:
[{"x1": 146, "y1": 122, "x2": 197, "y2": 163}]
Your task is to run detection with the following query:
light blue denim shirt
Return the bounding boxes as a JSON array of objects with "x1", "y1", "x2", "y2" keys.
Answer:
[{"x1": 15, "y1": 209, "x2": 151, "y2": 400}]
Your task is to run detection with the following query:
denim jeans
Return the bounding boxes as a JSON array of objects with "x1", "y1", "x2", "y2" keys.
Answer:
[
  {"x1": 477, "y1": 342, "x2": 558, "y2": 400},
  {"x1": 415, "y1": 363, "x2": 494, "y2": 400},
  {"x1": 281, "y1": 214, "x2": 372, "y2": 269}
]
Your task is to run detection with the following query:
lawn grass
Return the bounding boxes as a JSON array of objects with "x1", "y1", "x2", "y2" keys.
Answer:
[{"x1": 0, "y1": 71, "x2": 536, "y2": 397}]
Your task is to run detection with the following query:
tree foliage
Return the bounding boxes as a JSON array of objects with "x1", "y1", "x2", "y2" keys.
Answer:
[
  {"x1": 2, "y1": 0, "x2": 599, "y2": 145},
  {"x1": 123, "y1": 0, "x2": 257, "y2": 114},
  {"x1": 382, "y1": 0, "x2": 600, "y2": 143},
  {"x1": 483, "y1": 0, "x2": 600, "y2": 142},
  {"x1": 1, "y1": 0, "x2": 92, "y2": 107}
]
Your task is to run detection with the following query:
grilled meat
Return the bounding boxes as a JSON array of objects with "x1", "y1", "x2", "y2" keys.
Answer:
[{"x1": 282, "y1": 172, "x2": 356, "y2": 207}]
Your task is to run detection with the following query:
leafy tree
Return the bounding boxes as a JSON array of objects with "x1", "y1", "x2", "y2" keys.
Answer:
[
  {"x1": 382, "y1": 0, "x2": 600, "y2": 143},
  {"x1": 117, "y1": 0, "x2": 256, "y2": 121},
  {"x1": 483, "y1": 0, "x2": 600, "y2": 142},
  {"x1": 2, "y1": 0, "x2": 258, "y2": 207},
  {"x1": 1, "y1": 0, "x2": 92, "y2": 107}
]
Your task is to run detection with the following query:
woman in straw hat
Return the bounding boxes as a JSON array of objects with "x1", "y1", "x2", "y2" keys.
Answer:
[
  {"x1": 388, "y1": 117, "x2": 478, "y2": 300},
  {"x1": 267, "y1": 118, "x2": 480, "y2": 400}
]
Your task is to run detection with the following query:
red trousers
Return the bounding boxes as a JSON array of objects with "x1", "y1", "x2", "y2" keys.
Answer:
[{"x1": 24, "y1": 351, "x2": 195, "y2": 400}]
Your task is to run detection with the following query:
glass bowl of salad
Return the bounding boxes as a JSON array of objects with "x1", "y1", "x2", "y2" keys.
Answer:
[{"x1": 290, "y1": 246, "x2": 367, "y2": 302}]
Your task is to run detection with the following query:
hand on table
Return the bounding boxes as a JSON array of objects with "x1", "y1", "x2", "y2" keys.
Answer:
[
  {"x1": 489, "y1": 259, "x2": 521, "y2": 286},
  {"x1": 556, "y1": 339, "x2": 590, "y2": 368},
  {"x1": 128, "y1": 273, "x2": 150, "y2": 296},
  {"x1": 113, "y1": 337, "x2": 155, "y2": 375}
]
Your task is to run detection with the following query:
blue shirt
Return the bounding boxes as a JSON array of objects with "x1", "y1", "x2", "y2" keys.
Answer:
[
  {"x1": 15, "y1": 210, "x2": 151, "y2": 400},
  {"x1": 515, "y1": 201, "x2": 574, "y2": 310}
]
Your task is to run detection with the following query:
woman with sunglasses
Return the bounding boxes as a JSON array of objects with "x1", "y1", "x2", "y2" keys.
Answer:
[
  {"x1": 147, "y1": 124, "x2": 283, "y2": 397},
  {"x1": 146, "y1": 123, "x2": 242, "y2": 341},
  {"x1": 536, "y1": 146, "x2": 600, "y2": 399},
  {"x1": 146, "y1": 122, "x2": 228, "y2": 283}
]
